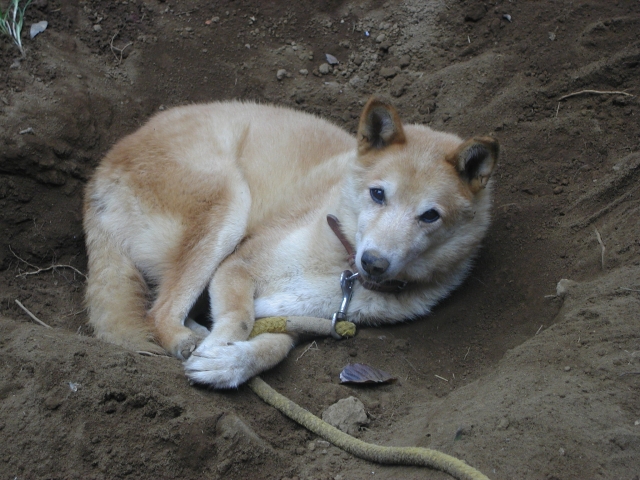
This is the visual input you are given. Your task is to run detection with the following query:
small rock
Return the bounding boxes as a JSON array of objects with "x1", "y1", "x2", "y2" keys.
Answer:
[
  {"x1": 556, "y1": 278, "x2": 576, "y2": 297},
  {"x1": 564, "y1": 366, "x2": 571, "y2": 372},
  {"x1": 348, "y1": 75, "x2": 366, "y2": 89},
  {"x1": 318, "y1": 63, "x2": 332, "y2": 75},
  {"x1": 322, "y1": 397, "x2": 369, "y2": 435},
  {"x1": 553, "y1": 186, "x2": 564, "y2": 194},
  {"x1": 379, "y1": 66, "x2": 397, "y2": 79},
  {"x1": 399, "y1": 54, "x2": 411, "y2": 68},
  {"x1": 299, "y1": 69, "x2": 308, "y2": 75},
  {"x1": 93, "y1": 24, "x2": 102, "y2": 33},
  {"x1": 465, "y1": 6, "x2": 486, "y2": 22},
  {"x1": 375, "y1": 33, "x2": 386, "y2": 43},
  {"x1": 276, "y1": 69, "x2": 288, "y2": 80},
  {"x1": 497, "y1": 417, "x2": 510, "y2": 430},
  {"x1": 326, "y1": 53, "x2": 339, "y2": 65}
]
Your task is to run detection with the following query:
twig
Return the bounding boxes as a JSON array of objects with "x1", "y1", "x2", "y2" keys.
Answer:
[
  {"x1": 434, "y1": 374, "x2": 449, "y2": 382},
  {"x1": 402, "y1": 356, "x2": 427, "y2": 378},
  {"x1": 594, "y1": 227, "x2": 606, "y2": 270},
  {"x1": 463, "y1": 347, "x2": 470, "y2": 360},
  {"x1": 109, "y1": 31, "x2": 132, "y2": 65},
  {"x1": 559, "y1": 90, "x2": 634, "y2": 101},
  {"x1": 15, "y1": 299, "x2": 52, "y2": 328},
  {"x1": 10, "y1": 246, "x2": 86, "y2": 279},
  {"x1": 535, "y1": 324, "x2": 544, "y2": 335},
  {"x1": 296, "y1": 340, "x2": 318, "y2": 361},
  {"x1": 618, "y1": 372, "x2": 640, "y2": 377},
  {"x1": 620, "y1": 287, "x2": 640, "y2": 293},
  {"x1": 137, "y1": 350, "x2": 166, "y2": 357}
]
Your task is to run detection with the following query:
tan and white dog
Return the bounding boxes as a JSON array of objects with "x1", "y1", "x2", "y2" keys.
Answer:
[{"x1": 84, "y1": 97, "x2": 498, "y2": 388}]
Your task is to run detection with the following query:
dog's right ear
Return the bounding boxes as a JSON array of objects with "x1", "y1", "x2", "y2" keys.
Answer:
[{"x1": 357, "y1": 97, "x2": 406, "y2": 156}]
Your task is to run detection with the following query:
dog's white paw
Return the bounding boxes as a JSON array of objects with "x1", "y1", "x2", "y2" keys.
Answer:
[{"x1": 183, "y1": 341, "x2": 255, "y2": 389}]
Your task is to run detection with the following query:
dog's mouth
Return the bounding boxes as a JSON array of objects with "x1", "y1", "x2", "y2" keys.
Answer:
[{"x1": 355, "y1": 270, "x2": 408, "y2": 293}]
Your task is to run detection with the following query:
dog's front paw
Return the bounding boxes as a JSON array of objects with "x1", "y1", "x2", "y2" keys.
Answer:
[{"x1": 183, "y1": 341, "x2": 255, "y2": 389}]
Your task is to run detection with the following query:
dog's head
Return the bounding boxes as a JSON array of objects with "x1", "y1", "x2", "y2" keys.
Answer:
[{"x1": 350, "y1": 97, "x2": 498, "y2": 286}]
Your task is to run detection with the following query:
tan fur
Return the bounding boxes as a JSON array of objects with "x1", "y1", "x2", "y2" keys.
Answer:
[{"x1": 84, "y1": 97, "x2": 498, "y2": 387}]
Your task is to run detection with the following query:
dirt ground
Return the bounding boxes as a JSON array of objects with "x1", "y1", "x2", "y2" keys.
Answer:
[{"x1": 1, "y1": 0, "x2": 639, "y2": 479}]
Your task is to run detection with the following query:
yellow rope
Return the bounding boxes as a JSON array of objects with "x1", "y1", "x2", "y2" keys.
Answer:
[
  {"x1": 248, "y1": 377, "x2": 490, "y2": 480},
  {"x1": 249, "y1": 317, "x2": 356, "y2": 339},
  {"x1": 246, "y1": 317, "x2": 489, "y2": 479}
]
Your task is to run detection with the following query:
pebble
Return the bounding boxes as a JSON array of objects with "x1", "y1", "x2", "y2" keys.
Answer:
[
  {"x1": 375, "y1": 33, "x2": 386, "y2": 43},
  {"x1": 276, "y1": 69, "x2": 288, "y2": 80},
  {"x1": 379, "y1": 66, "x2": 397, "y2": 79},
  {"x1": 299, "y1": 69, "x2": 308, "y2": 75},
  {"x1": 318, "y1": 63, "x2": 331, "y2": 75},
  {"x1": 322, "y1": 397, "x2": 369, "y2": 435},
  {"x1": 93, "y1": 24, "x2": 102, "y2": 32}
]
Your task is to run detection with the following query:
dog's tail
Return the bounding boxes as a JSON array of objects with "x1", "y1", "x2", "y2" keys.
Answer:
[{"x1": 84, "y1": 211, "x2": 164, "y2": 355}]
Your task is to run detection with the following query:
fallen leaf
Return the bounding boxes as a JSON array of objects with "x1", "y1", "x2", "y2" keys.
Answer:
[{"x1": 339, "y1": 363, "x2": 396, "y2": 384}]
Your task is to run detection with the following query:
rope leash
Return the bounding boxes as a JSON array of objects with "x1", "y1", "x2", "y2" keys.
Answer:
[{"x1": 247, "y1": 316, "x2": 490, "y2": 480}]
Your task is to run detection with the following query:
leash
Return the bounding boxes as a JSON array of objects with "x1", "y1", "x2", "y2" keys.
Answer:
[{"x1": 247, "y1": 376, "x2": 490, "y2": 480}]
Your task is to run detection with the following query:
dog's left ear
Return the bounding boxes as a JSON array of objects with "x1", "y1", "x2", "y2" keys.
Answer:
[
  {"x1": 357, "y1": 97, "x2": 406, "y2": 155},
  {"x1": 448, "y1": 136, "x2": 499, "y2": 193}
]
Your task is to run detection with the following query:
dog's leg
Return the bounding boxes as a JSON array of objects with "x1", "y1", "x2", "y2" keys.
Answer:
[
  {"x1": 150, "y1": 184, "x2": 251, "y2": 361},
  {"x1": 85, "y1": 215, "x2": 165, "y2": 354},
  {"x1": 184, "y1": 258, "x2": 297, "y2": 388}
]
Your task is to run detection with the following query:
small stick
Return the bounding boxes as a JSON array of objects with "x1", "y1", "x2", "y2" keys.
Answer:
[
  {"x1": 620, "y1": 287, "x2": 640, "y2": 293},
  {"x1": 535, "y1": 324, "x2": 544, "y2": 335},
  {"x1": 434, "y1": 374, "x2": 449, "y2": 382},
  {"x1": 10, "y1": 246, "x2": 86, "y2": 280},
  {"x1": 110, "y1": 31, "x2": 132, "y2": 65},
  {"x1": 15, "y1": 299, "x2": 52, "y2": 329},
  {"x1": 17, "y1": 264, "x2": 87, "y2": 279},
  {"x1": 559, "y1": 90, "x2": 634, "y2": 101},
  {"x1": 136, "y1": 351, "x2": 166, "y2": 357},
  {"x1": 594, "y1": 227, "x2": 606, "y2": 270},
  {"x1": 402, "y1": 356, "x2": 427, "y2": 378},
  {"x1": 463, "y1": 347, "x2": 470, "y2": 360},
  {"x1": 296, "y1": 340, "x2": 318, "y2": 361}
]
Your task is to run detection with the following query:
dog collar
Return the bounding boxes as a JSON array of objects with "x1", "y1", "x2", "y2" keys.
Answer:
[{"x1": 326, "y1": 214, "x2": 408, "y2": 294}]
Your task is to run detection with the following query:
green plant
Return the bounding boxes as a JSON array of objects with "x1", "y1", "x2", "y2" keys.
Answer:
[{"x1": 0, "y1": 0, "x2": 32, "y2": 56}]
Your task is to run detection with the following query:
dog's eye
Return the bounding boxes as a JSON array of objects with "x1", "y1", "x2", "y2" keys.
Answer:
[
  {"x1": 419, "y1": 209, "x2": 440, "y2": 223},
  {"x1": 370, "y1": 188, "x2": 385, "y2": 204}
]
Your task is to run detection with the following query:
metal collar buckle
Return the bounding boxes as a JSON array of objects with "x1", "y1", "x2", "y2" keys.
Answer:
[{"x1": 330, "y1": 270, "x2": 359, "y2": 339}]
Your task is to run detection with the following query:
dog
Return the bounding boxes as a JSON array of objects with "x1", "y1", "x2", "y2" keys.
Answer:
[{"x1": 84, "y1": 97, "x2": 498, "y2": 388}]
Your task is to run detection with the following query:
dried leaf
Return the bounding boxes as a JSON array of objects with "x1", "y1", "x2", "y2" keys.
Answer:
[
  {"x1": 325, "y1": 53, "x2": 339, "y2": 65},
  {"x1": 339, "y1": 363, "x2": 396, "y2": 384}
]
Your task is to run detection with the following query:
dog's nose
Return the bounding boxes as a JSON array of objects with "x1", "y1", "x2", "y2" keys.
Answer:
[{"x1": 360, "y1": 250, "x2": 390, "y2": 276}]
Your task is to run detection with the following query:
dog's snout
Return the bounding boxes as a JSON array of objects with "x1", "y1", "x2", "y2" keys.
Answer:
[{"x1": 361, "y1": 250, "x2": 390, "y2": 276}]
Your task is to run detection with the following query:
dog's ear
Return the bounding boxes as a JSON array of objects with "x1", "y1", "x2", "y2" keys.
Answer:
[
  {"x1": 357, "y1": 97, "x2": 406, "y2": 155},
  {"x1": 448, "y1": 136, "x2": 499, "y2": 193}
]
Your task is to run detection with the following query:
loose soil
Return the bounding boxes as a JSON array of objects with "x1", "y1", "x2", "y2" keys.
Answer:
[{"x1": 1, "y1": 1, "x2": 639, "y2": 479}]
